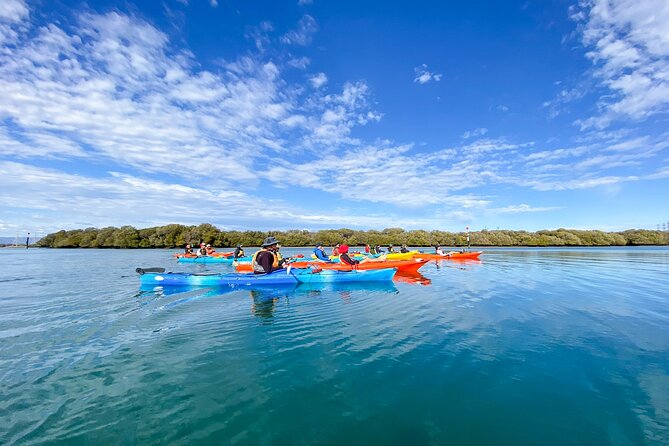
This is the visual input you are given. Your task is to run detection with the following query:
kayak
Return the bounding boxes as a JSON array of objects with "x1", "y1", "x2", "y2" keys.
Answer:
[
  {"x1": 234, "y1": 258, "x2": 429, "y2": 273},
  {"x1": 295, "y1": 267, "x2": 396, "y2": 283},
  {"x1": 371, "y1": 251, "x2": 420, "y2": 261},
  {"x1": 417, "y1": 251, "x2": 482, "y2": 260},
  {"x1": 177, "y1": 255, "x2": 253, "y2": 264},
  {"x1": 174, "y1": 251, "x2": 234, "y2": 258},
  {"x1": 136, "y1": 267, "x2": 397, "y2": 287}
]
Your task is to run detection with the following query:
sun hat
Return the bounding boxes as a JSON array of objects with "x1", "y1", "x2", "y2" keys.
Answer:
[{"x1": 261, "y1": 236, "x2": 280, "y2": 247}]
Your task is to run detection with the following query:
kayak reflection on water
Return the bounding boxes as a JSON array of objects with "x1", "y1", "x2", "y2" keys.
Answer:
[{"x1": 138, "y1": 282, "x2": 399, "y2": 319}]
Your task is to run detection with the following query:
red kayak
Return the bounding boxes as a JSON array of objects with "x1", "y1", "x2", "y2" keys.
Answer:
[
  {"x1": 417, "y1": 251, "x2": 482, "y2": 260},
  {"x1": 235, "y1": 258, "x2": 430, "y2": 273}
]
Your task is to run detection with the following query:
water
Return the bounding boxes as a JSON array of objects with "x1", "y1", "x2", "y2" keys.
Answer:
[{"x1": 1, "y1": 247, "x2": 668, "y2": 445}]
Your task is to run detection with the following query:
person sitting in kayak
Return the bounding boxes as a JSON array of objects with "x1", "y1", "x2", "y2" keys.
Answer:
[
  {"x1": 197, "y1": 243, "x2": 208, "y2": 256},
  {"x1": 400, "y1": 244, "x2": 409, "y2": 253},
  {"x1": 274, "y1": 243, "x2": 291, "y2": 268},
  {"x1": 332, "y1": 244, "x2": 340, "y2": 256},
  {"x1": 375, "y1": 245, "x2": 383, "y2": 254},
  {"x1": 339, "y1": 244, "x2": 385, "y2": 265},
  {"x1": 364, "y1": 244, "x2": 370, "y2": 254},
  {"x1": 184, "y1": 244, "x2": 193, "y2": 254},
  {"x1": 387, "y1": 245, "x2": 394, "y2": 253},
  {"x1": 252, "y1": 237, "x2": 282, "y2": 274},
  {"x1": 205, "y1": 244, "x2": 216, "y2": 255},
  {"x1": 233, "y1": 244, "x2": 245, "y2": 259},
  {"x1": 313, "y1": 243, "x2": 331, "y2": 262},
  {"x1": 435, "y1": 246, "x2": 445, "y2": 255}
]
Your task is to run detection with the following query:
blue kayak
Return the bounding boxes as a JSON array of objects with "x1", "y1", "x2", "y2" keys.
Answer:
[
  {"x1": 136, "y1": 267, "x2": 396, "y2": 287},
  {"x1": 177, "y1": 256, "x2": 253, "y2": 264}
]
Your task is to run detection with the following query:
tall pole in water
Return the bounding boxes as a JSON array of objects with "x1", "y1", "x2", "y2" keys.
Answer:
[
  {"x1": 26, "y1": 232, "x2": 30, "y2": 249},
  {"x1": 466, "y1": 226, "x2": 470, "y2": 251}
]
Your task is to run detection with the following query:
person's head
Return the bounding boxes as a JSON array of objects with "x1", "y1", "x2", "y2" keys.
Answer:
[
  {"x1": 316, "y1": 243, "x2": 323, "y2": 249},
  {"x1": 261, "y1": 236, "x2": 280, "y2": 250},
  {"x1": 186, "y1": 244, "x2": 191, "y2": 248},
  {"x1": 237, "y1": 244, "x2": 243, "y2": 248},
  {"x1": 206, "y1": 244, "x2": 211, "y2": 248},
  {"x1": 339, "y1": 244, "x2": 349, "y2": 254},
  {"x1": 200, "y1": 243, "x2": 206, "y2": 248}
]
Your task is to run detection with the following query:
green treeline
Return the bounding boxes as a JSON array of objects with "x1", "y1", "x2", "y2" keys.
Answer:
[{"x1": 36, "y1": 224, "x2": 669, "y2": 248}]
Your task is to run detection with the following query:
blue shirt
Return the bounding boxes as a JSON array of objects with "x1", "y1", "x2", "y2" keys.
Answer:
[{"x1": 313, "y1": 248, "x2": 330, "y2": 261}]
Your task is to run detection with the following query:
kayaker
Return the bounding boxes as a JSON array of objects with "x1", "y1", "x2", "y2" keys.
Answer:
[
  {"x1": 252, "y1": 236, "x2": 281, "y2": 274},
  {"x1": 184, "y1": 244, "x2": 193, "y2": 254},
  {"x1": 435, "y1": 246, "x2": 445, "y2": 255},
  {"x1": 233, "y1": 244, "x2": 245, "y2": 259},
  {"x1": 364, "y1": 244, "x2": 370, "y2": 254},
  {"x1": 197, "y1": 243, "x2": 207, "y2": 256},
  {"x1": 274, "y1": 243, "x2": 290, "y2": 268},
  {"x1": 205, "y1": 244, "x2": 216, "y2": 255},
  {"x1": 387, "y1": 244, "x2": 394, "y2": 253},
  {"x1": 332, "y1": 244, "x2": 340, "y2": 256},
  {"x1": 313, "y1": 243, "x2": 331, "y2": 262},
  {"x1": 375, "y1": 245, "x2": 383, "y2": 254},
  {"x1": 339, "y1": 244, "x2": 385, "y2": 265},
  {"x1": 400, "y1": 244, "x2": 409, "y2": 253},
  {"x1": 338, "y1": 244, "x2": 360, "y2": 266}
]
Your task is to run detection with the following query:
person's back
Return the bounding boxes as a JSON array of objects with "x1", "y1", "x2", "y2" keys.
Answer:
[
  {"x1": 252, "y1": 237, "x2": 281, "y2": 274},
  {"x1": 313, "y1": 245, "x2": 330, "y2": 261},
  {"x1": 400, "y1": 245, "x2": 409, "y2": 253},
  {"x1": 338, "y1": 245, "x2": 359, "y2": 266},
  {"x1": 233, "y1": 245, "x2": 245, "y2": 259}
]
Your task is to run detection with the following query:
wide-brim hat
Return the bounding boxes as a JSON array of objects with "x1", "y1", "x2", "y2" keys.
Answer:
[{"x1": 261, "y1": 236, "x2": 280, "y2": 247}]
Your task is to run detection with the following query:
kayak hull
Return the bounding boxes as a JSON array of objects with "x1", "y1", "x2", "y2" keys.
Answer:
[
  {"x1": 292, "y1": 268, "x2": 397, "y2": 283},
  {"x1": 138, "y1": 267, "x2": 396, "y2": 287},
  {"x1": 235, "y1": 258, "x2": 429, "y2": 273},
  {"x1": 418, "y1": 251, "x2": 482, "y2": 260},
  {"x1": 139, "y1": 270, "x2": 297, "y2": 287}
]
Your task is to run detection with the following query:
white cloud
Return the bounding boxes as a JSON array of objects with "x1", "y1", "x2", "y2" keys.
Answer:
[
  {"x1": 280, "y1": 14, "x2": 318, "y2": 46},
  {"x1": 0, "y1": 0, "x2": 28, "y2": 23},
  {"x1": 309, "y1": 72, "x2": 327, "y2": 88},
  {"x1": 574, "y1": 0, "x2": 669, "y2": 128},
  {"x1": 497, "y1": 105, "x2": 509, "y2": 112},
  {"x1": 462, "y1": 127, "x2": 488, "y2": 139},
  {"x1": 287, "y1": 56, "x2": 310, "y2": 69},
  {"x1": 413, "y1": 64, "x2": 442, "y2": 84},
  {"x1": 492, "y1": 204, "x2": 562, "y2": 213},
  {"x1": 298, "y1": 0, "x2": 313, "y2": 4}
]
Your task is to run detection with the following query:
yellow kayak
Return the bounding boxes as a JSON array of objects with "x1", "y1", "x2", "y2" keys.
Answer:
[{"x1": 384, "y1": 251, "x2": 420, "y2": 261}]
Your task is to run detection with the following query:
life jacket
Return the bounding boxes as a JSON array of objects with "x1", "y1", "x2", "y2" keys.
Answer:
[
  {"x1": 338, "y1": 253, "x2": 356, "y2": 266},
  {"x1": 273, "y1": 251, "x2": 282, "y2": 268},
  {"x1": 251, "y1": 249, "x2": 274, "y2": 273}
]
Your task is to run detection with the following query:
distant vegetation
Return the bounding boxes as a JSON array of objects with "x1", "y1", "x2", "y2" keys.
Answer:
[{"x1": 36, "y1": 224, "x2": 669, "y2": 248}]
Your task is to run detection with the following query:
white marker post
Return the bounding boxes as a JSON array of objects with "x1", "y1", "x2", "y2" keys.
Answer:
[{"x1": 466, "y1": 226, "x2": 470, "y2": 251}]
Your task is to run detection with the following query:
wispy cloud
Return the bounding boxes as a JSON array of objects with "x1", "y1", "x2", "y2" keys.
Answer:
[
  {"x1": 280, "y1": 14, "x2": 318, "y2": 46},
  {"x1": 573, "y1": 0, "x2": 669, "y2": 128},
  {"x1": 462, "y1": 128, "x2": 488, "y2": 139},
  {"x1": 298, "y1": 0, "x2": 313, "y2": 4},
  {"x1": 491, "y1": 204, "x2": 562, "y2": 213},
  {"x1": 309, "y1": 72, "x2": 327, "y2": 88},
  {"x1": 413, "y1": 64, "x2": 442, "y2": 84}
]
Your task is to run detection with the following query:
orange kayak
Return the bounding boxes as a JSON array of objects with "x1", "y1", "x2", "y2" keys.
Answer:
[
  {"x1": 416, "y1": 251, "x2": 482, "y2": 260},
  {"x1": 235, "y1": 258, "x2": 430, "y2": 273}
]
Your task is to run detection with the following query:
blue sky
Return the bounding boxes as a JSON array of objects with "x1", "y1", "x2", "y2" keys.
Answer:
[{"x1": 1, "y1": 0, "x2": 668, "y2": 237}]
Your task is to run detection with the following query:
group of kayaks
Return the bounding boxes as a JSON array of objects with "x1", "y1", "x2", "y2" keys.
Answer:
[{"x1": 138, "y1": 249, "x2": 482, "y2": 288}]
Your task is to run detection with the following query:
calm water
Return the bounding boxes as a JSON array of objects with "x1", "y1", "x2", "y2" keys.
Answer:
[{"x1": 1, "y1": 247, "x2": 668, "y2": 445}]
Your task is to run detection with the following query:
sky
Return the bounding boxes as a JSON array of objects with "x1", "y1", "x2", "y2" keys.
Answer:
[{"x1": 0, "y1": 0, "x2": 668, "y2": 237}]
